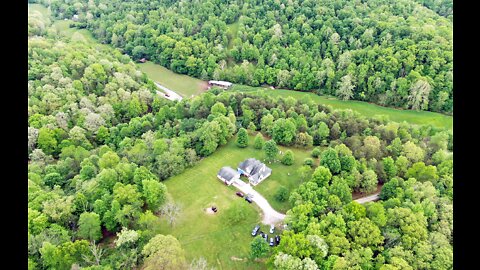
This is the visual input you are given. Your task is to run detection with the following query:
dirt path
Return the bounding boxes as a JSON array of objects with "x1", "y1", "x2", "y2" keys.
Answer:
[
  {"x1": 154, "y1": 82, "x2": 183, "y2": 101},
  {"x1": 354, "y1": 192, "x2": 381, "y2": 204},
  {"x1": 232, "y1": 179, "x2": 286, "y2": 225}
]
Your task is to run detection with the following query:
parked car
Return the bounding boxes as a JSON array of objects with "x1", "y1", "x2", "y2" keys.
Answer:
[
  {"x1": 269, "y1": 224, "x2": 275, "y2": 234},
  {"x1": 269, "y1": 238, "x2": 275, "y2": 246},
  {"x1": 264, "y1": 233, "x2": 268, "y2": 241},
  {"x1": 259, "y1": 231, "x2": 265, "y2": 238},
  {"x1": 275, "y1": 235, "x2": 281, "y2": 244},
  {"x1": 251, "y1": 225, "x2": 260, "y2": 236},
  {"x1": 235, "y1": 192, "x2": 244, "y2": 197},
  {"x1": 245, "y1": 196, "x2": 253, "y2": 203}
]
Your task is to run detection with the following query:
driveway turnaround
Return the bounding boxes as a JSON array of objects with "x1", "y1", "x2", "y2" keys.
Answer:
[
  {"x1": 232, "y1": 179, "x2": 286, "y2": 225},
  {"x1": 154, "y1": 82, "x2": 183, "y2": 101}
]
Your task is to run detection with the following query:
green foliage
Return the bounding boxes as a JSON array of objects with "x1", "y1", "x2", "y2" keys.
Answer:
[
  {"x1": 39, "y1": 240, "x2": 90, "y2": 270},
  {"x1": 311, "y1": 147, "x2": 321, "y2": 158},
  {"x1": 272, "y1": 118, "x2": 297, "y2": 145},
  {"x1": 253, "y1": 133, "x2": 264, "y2": 149},
  {"x1": 78, "y1": 212, "x2": 102, "y2": 241},
  {"x1": 250, "y1": 236, "x2": 270, "y2": 259},
  {"x1": 406, "y1": 162, "x2": 439, "y2": 183},
  {"x1": 303, "y1": 158, "x2": 314, "y2": 167},
  {"x1": 141, "y1": 234, "x2": 187, "y2": 270},
  {"x1": 37, "y1": 128, "x2": 57, "y2": 155},
  {"x1": 264, "y1": 140, "x2": 279, "y2": 162},
  {"x1": 211, "y1": 102, "x2": 227, "y2": 116},
  {"x1": 142, "y1": 179, "x2": 167, "y2": 211},
  {"x1": 320, "y1": 148, "x2": 341, "y2": 174},
  {"x1": 281, "y1": 150, "x2": 295, "y2": 166},
  {"x1": 236, "y1": 128, "x2": 249, "y2": 148},
  {"x1": 222, "y1": 199, "x2": 249, "y2": 225},
  {"x1": 275, "y1": 186, "x2": 289, "y2": 202},
  {"x1": 62, "y1": 0, "x2": 453, "y2": 113},
  {"x1": 27, "y1": 16, "x2": 453, "y2": 269}
]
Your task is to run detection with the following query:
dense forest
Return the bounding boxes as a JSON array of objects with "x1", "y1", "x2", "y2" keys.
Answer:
[
  {"x1": 28, "y1": 2, "x2": 453, "y2": 270},
  {"x1": 33, "y1": 0, "x2": 453, "y2": 113}
]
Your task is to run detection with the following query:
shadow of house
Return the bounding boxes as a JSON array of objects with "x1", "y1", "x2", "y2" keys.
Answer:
[
  {"x1": 237, "y1": 158, "x2": 272, "y2": 186},
  {"x1": 217, "y1": 166, "x2": 240, "y2": 185}
]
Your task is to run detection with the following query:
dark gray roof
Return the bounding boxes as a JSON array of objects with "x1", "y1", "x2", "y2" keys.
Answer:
[
  {"x1": 238, "y1": 158, "x2": 262, "y2": 174},
  {"x1": 250, "y1": 166, "x2": 272, "y2": 184},
  {"x1": 217, "y1": 166, "x2": 239, "y2": 181},
  {"x1": 238, "y1": 158, "x2": 271, "y2": 184}
]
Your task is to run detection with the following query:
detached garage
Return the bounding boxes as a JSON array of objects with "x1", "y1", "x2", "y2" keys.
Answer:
[{"x1": 217, "y1": 166, "x2": 240, "y2": 185}]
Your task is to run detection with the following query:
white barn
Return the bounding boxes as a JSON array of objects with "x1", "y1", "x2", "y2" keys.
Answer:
[{"x1": 208, "y1": 80, "x2": 233, "y2": 89}]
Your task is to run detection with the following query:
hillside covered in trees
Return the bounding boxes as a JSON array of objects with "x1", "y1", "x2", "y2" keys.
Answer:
[
  {"x1": 37, "y1": 0, "x2": 452, "y2": 113},
  {"x1": 28, "y1": 1, "x2": 453, "y2": 270}
]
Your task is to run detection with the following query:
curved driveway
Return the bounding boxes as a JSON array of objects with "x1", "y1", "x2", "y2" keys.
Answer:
[
  {"x1": 354, "y1": 192, "x2": 381, "y2": 204},
  {"x1": 232, "y1": 179, "x2": 286, "y2": 225},
  {"x1": 154, "y1": 82, "x2": 183, "y2": 101}
]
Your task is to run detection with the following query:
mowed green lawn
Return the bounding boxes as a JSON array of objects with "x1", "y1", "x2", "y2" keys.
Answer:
[
  {"x1": 137, "y1": 62, "x2": 207, "y2": 97},
  {"x1": 52, "y1": 20, "x2": 96, "y2": 43},
  {"x1": 158, "y1": 134, "x2": 312, "y2": 269},
  {"x1": 232, "y1": 85, "x2": 453, "y2": 130}
]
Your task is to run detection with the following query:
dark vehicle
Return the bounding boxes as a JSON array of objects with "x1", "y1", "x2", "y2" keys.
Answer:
[
  {"x1": 245, "y1": 196, "x2": 253, "y2": 203},
  {"x1": 269, "y1": 238, "x2": 274, "y2": 246},
  {"x1": 251, "y1": 225, "x2": 260, "y2": 236},
  {"x1": 165, "y1": 93, "x2": 170, "y2": 97},
  {"x1": 236, "y1": 192, "x2": 244, "y2": 197},
  {"x1": 211, "y1": 206, "x2": 217, "y2": 212},
  {"x1": 275, "y1": 235, "x2": 281, "y2": 244}
]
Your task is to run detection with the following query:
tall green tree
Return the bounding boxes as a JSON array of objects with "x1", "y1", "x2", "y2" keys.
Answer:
[
  {"x1": 253, "y1": 133, "x2": 264, "y2": 149},
  {"x1": 236, "y1": 128, "x2": 249, "y2": 148},
  {"x1": 141, "y1": 234, "x2": 187, "y2": 270},
  {"x1": 264, "y1": 140, "x2": 279, "y2": 162}
]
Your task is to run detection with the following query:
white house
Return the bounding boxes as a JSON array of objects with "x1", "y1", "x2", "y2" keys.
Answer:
[{"x1": 237, "y1": 158, "x2": 272, "y2": 186}]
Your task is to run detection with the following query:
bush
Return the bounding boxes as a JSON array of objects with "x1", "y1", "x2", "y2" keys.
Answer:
[
  {"x1": 281, "y1": 150, "x2": 295, "y2": 166},
  {"x1": 312, "y1": 147, "x2": 321, "y2": 158},
  {"x1": 222, "y1": 200, "x2": 249, "y2": 225},
  {"x1": 275, "y1": 186, "x2": 289, "y2": 202},
  {"x1": 303, "y1": 158, "x2": 314, "y2": 167}
]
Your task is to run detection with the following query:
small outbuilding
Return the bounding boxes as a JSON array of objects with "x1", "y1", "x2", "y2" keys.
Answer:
[
  {"x1": 208, "y1": 80, "x2": 233, "y2": 89},
  {"x1": 217, "y1": 166, "x2": 240, "y2": 185}
]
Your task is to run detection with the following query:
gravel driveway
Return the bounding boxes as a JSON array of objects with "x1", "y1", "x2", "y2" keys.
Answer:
[
  {"x1": 154, "y1": 82, "x2": 183, "y2": 101},
  {"x1": 232, "y1": 179, "x2": 286, "y2": 225},
  {"x1": 354, "y1": 192, "x2": 380, "y2": 204}
]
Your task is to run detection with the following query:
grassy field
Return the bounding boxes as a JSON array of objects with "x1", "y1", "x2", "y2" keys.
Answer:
[
  {"x1": 52, "y1": 20, "x2": 96, "y2": 43},
  {"x1": 232, "y1": 85, "x2": 453, "y2": 130},
  {"x1": 137, "y1": 62, "x2": 206, "y2": 98},
  {"x1": 158, "y1": 134, "x2": 312, "y2": 269}
]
